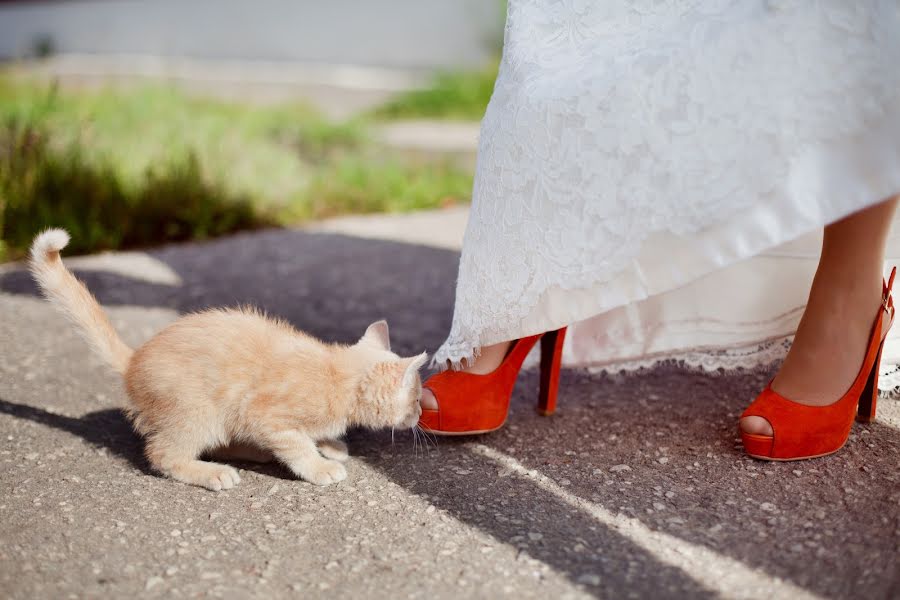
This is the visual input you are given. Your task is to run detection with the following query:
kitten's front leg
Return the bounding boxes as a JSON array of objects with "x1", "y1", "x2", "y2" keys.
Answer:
[
  {"x1": 317, "y1": 439, "x2": 349, "y2": 462},
  {"x1": 262, "y1": 430, "x2": 347, "y2": 486}
]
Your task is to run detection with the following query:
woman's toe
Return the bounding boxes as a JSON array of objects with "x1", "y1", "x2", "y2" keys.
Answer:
[
  {"x1": 420, "y1": 388, "x2": 439, "y2": 411},
  {"x1": 740, "y1": 415, "x2": 773, "y2": 436}
]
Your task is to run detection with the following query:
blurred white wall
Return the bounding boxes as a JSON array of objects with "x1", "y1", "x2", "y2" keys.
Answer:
[{"x1": 0, "y1": 0, "x2": 504, "y2": 70}]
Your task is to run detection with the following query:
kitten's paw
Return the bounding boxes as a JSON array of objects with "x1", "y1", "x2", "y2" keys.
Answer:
[
  {"x1": 163, "y1": 460, "x2": 242, "y2": 491},
  {"x1": 304, "y1": 460, "x2": 347, "y2": 486},
  {"x1": 317, "y1": 439, "x2": 349, "y2": 462},
  {"x1": 201, "y1": 465, "x2": 242, "y2": 491}
]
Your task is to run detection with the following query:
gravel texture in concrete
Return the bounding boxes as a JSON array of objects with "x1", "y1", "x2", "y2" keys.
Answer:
[{"x1": 1, "y1": 226, "x2": 899, "y2": 599}]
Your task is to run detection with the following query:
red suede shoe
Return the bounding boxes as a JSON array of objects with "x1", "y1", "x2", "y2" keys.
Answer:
[
  {"x1": 419, "y1": 328, "x2": 567, "y2": 435},
  {"x1": 741, "y1": 268, "x2": 895, "y2": 460}
]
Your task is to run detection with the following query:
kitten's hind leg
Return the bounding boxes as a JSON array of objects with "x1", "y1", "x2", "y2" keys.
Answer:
[
  {"x1": 146, "y1": 438, "x2": 241, "y2": 491},
  {"x1": 317, "y1": 439, "x2": 349, "y2": 462},
  {"x1": 261, "y1": 430, "x2": 347, "y2": 486}
]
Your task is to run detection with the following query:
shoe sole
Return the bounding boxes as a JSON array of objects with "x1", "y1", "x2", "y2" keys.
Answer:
[
  {"x1": 745, "y1": 440, "x2": 848, "y2": 462},
  {"x1": 420, "y1": 419, "x2": 508, "y2": 437}
]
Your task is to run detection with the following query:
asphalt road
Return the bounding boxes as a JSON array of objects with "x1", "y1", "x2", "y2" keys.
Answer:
[{"x1": 1, "y1": 223, "x2": 898, "y2": 599}]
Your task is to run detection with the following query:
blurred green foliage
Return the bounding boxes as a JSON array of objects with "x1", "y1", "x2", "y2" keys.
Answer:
[
  {"x1": 0, "y1": 116, "x2": 267, "y2": 256},
  {"x1": 302, "y1": 157, "x2": 474, "y2": 220},
  {"x1": 371, "y1": 60, "x2": 500, "y2": 121},
  {"x1": 0, "y1": 77, "x2": 473, "y2": 259},
  {"x1": 373, "y1": 0, "x2": 506, "y2": 121}
]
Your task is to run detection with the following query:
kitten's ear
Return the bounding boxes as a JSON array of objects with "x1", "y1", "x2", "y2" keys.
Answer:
[
  {"x1": 360, "y1": 320, "x2": 391, "y2": 351},
  {"x1": 400, "y1": 352, "x2": 429, "y2": 388}
]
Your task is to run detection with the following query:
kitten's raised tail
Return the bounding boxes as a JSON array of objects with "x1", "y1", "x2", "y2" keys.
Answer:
[{"x1": 29, "y1": 229, "x2": 134, "y2": 374}]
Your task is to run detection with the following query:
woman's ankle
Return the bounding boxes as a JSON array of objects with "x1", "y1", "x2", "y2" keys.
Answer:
[
  {"x1": 463, "y1": 340, "x2": 513, "y2": 375},
  {"x1": 740, "y1": 261, "x2": 888, "y2": 437}
]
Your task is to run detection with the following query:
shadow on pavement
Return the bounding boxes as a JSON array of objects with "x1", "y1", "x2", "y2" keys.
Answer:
[
  {"x1": 0, "y1": 228, "x2": 458, "y2": 356},
  {"x1": 364, "y1": 365, "x2": 899, "y2": 600},
  {"x1": 3, "y1": 229, "x2": 899, "y2": 598},
  {"x1": 351, "y1": 409, "x2": 718, "y2": 598},
  {"x1": 0, "y1": 398, "x2": 304, "y2": 484},
  {"x1": 0, "y1": 399, "x2": 152, "y2": 475}
]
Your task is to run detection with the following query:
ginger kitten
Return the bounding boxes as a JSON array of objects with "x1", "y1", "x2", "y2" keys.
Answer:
[{"x1": 28, "y1": 229, "x2": 427, "y2": 490}]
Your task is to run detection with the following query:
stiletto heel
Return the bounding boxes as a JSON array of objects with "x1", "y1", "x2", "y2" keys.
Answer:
[
  {"x1": 420, "y1": 327, "x2": 568, "y2": 435},
  {"x1": 538, "y1": 327, "x2": 567, "y2": 416},
  {"x1": 856, "y1": 341, "x2": 884, "y2": 423},
  {"x1": 740, "y1": 267, "x2": 895, "y2": 461}
]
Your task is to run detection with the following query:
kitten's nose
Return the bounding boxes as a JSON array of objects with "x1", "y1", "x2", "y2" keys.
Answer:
[{"x1": 410, "y1": 403, "x2": 422, "y2": 425}]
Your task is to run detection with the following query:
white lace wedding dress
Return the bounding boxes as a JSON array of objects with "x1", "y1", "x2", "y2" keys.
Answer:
[{"x1": 432, "y1": 1, "x2": 900, "y2": 393}]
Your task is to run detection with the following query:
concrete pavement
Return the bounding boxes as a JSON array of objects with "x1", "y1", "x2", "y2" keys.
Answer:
[{"x1": 1, "y1": 210, "x2": 899, "y2": 599}]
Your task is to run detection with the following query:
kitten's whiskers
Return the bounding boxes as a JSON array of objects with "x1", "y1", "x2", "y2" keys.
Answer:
[
  {"x1": 418, "y1": 425, "x2": 437, "y2": 449},
  {"x1": 411, "y1": 424, "x2": 436, "y2": 455}
]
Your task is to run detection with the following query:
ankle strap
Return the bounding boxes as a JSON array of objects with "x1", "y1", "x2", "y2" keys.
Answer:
[{"x1": 884, "y1": 266, "x2": 896, "y2": 320}]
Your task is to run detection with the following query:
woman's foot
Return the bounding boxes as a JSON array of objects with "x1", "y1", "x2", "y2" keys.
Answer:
[
  {"x1": 740, "y1": 277, "x2": 883, "y2": 436},
  {"x1": 418, "y1": 331, "x2": 563, "y2": 435},
  {"x1": 420, "y1": 340, "x2": 512, "y2": 410},
  {"x1": 741, "y1": 198, "x2": 897, "y2": 437}
]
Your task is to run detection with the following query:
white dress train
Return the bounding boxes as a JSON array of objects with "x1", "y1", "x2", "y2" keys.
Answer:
[{"x1": 431, "y1": 1, "x2": 900, "y2": 392}]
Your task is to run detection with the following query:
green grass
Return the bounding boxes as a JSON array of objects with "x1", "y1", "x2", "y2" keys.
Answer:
[
  {"x1": 303, "y1": 158, "x2": 473, "y2": 219},
  {"x1": 371, "y1": 0, "x2": 506, "y2": 121},
  {"x1": 0, "y1": 76, "x2": 473, "y2": 259},
  {"x1": 371, "y1": 60, "x2": 499, "y2": 121},
  {"x1": 0, "y1": 117, "x2": 269, "y2": 256}
]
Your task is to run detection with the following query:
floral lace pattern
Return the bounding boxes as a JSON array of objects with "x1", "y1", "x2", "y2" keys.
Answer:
[
  {"x1": 586, "y1": 339, "x2": 900, "y2": 398},
  {"x1": 433, "y1": 1, "x2": 900, "y2": 371}
]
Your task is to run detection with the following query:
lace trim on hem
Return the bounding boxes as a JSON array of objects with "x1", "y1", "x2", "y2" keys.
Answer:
[
  {"x1": 585, "y1": 336, "x2": 900, "y2": 397},
  {"x1": 430, "y1": 344, "x2": 482, "y2": 372},
  {"x1": 434, "y1": 335, "x2": 900, "y2": 397},
  {"x1": 878, "y1": 365, "x2": 900, "y2": 398},
  {"x1": 584, "y1": 337, "x2": 793, "y2": 377}
]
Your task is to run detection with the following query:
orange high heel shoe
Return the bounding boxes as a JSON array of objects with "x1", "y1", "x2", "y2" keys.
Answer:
[
  {"x1": 740, "y1": 268, "x2": 896, "y2": 461},
  {"x1": 419, "y1": 327, "x2": 567, "y2": 435}
]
